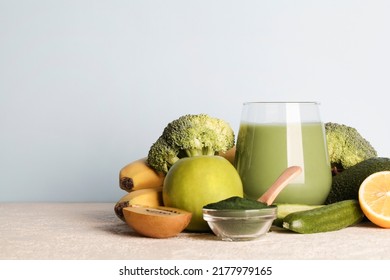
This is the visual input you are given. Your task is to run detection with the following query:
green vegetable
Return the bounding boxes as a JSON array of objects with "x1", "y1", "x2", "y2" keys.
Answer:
[
  {"x1": 325, "y1": 122, "x2": 377, "y2": 172},
  {"x1": 273, "y1": 203, "x2": 324, "y2": 227},
  {"x1": 283, "y1": 200, "x2": 364, "y2": 234},
  {"x1": 203, "y1": 196, "x2": 270, "y2": 210},
  {"x1": 325, "y1": 157, "x2": 390, "y2": 204},
  {"x1": 147, "y1": 114, "x2": 235, "y2": 174}
]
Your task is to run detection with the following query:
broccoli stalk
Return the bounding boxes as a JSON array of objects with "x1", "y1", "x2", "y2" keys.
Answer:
[
  {"x1": 146, "y1": 114, "x2": 235, "y2": 174},
  {"x1": 325, "y1": 122, "x2": 377, "y2": 173}
]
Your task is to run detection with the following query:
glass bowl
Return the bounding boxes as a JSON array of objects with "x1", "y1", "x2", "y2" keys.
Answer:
[{"x1": 202, "y1": 206, "x2": 277, "y2": 241}]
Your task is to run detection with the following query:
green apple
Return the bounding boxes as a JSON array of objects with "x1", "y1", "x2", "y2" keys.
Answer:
[{"x1": 163, "y1": 156, "x2": 244, "y2": 232}]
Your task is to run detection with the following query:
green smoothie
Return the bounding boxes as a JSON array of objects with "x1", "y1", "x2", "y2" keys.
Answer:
[{"x1": 235, "y1": 122, "x2": 332, "y2": 204}]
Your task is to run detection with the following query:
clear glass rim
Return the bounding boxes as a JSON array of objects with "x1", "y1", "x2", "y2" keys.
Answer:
[{"x1": 243, "y1": 101, "x2": 320, "y2": 105}]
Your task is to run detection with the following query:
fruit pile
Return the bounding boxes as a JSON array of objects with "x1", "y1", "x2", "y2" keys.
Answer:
[
  {"x1": 115, "y1": 158, "x2": 191, "y2": 238},
  {"x1": 115, "y1": 154, "x2": 243, "y2": 237},
  {"x1": 114, "y1": 114, "x2": 390, "y2": 239},
  {"x1": 114, "y1": 114, "x2": 244, "y2": 238}
]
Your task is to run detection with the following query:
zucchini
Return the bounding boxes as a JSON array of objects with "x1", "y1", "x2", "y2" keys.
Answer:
[{"x1": 282, "y1": 200, "x2": 364, "y2": 234}]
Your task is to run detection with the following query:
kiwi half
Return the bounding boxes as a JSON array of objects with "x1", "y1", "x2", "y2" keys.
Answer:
[{"x1": 123, "y1": 205, "x2": 192, "y2": 238}]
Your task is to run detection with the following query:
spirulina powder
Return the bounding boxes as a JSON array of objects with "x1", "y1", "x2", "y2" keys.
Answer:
[{"x1": 203, "y1": 196, "x2": 270, "y2": 210}]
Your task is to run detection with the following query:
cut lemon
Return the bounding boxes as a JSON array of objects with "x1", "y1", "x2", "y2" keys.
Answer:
[{"x1": 358, "y1": 171, "x2": 390, "y2": 228}]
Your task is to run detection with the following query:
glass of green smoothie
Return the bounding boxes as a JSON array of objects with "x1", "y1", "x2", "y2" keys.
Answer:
[{"x1": 235, "y1": 102, "x2": 332, "y2": 205}]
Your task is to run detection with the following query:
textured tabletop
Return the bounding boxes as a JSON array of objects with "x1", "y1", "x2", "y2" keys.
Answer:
[{"x1": 1, "y1": 203, "x2": 389, "y2": 260}]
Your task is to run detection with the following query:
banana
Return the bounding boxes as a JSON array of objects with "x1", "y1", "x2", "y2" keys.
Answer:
[
  {"x1": 119, "y1": 157, "x2": 165, "y2": 192},
  {"x1": 114, "y1": 187, "x2": 163, "y2": 221}
]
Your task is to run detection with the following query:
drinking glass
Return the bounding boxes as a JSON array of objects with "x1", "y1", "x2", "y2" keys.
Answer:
[{"x1": 235, "y1": 102, "x2": 332, "y2": 204}]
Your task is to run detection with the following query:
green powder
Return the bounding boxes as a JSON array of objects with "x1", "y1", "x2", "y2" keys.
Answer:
[{"x1": 203, "y1": 196, "x2": 270, "y2": 210}]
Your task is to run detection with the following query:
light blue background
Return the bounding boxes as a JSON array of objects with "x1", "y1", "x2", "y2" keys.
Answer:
[{"x1": 1, "y1": 0, "x2": 389, "y2": 202}]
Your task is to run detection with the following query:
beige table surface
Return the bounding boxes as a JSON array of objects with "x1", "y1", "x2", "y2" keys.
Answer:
[{"x1": 1, "y1": 203, "x2": 390, "y2": 260}]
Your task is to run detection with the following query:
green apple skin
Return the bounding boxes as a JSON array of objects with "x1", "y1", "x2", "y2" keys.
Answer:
[{"x1": 163, "y1": 156, "x2": 244, "y2": 232}]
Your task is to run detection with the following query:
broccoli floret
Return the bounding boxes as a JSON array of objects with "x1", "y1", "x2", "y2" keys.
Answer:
[
  {"x1": 325, "y1": 122, "x2": 377, "y2": 172},
  {"x1": 146, "y1": 136, "x2": 181, "y2": 174},
  {"x1": 147, "y1": 114, "x2": 235, "y2": 174}
]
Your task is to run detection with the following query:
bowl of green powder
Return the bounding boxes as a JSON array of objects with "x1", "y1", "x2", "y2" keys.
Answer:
[{"x1": 202, "y1": 196, "x2": 277, "y2": 241}]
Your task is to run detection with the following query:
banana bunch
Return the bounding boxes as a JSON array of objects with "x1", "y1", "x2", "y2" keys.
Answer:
[{"x1": 114, "y1": 158, "x2": 165, "y2": 221}]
